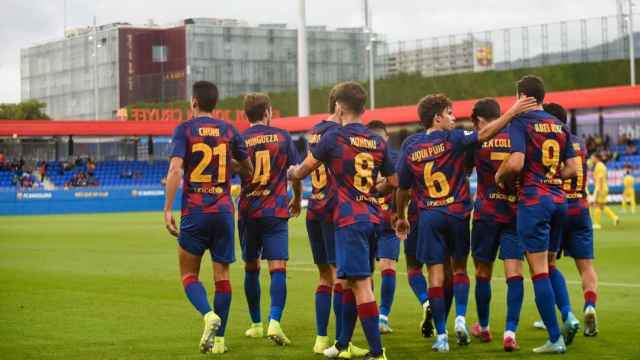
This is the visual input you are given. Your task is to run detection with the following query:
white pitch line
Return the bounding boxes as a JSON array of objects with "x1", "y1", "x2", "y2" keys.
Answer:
[{"x1": 284, "y1": 266, "x2": 640, "y2": 289}]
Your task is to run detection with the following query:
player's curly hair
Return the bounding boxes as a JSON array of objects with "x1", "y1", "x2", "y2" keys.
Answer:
[
  {"x1": 417, "y1": 94, "x2": 452, "y2": 129},
  {"x1": 543, "y1": 102, "x2": 567, "y2": 124}
]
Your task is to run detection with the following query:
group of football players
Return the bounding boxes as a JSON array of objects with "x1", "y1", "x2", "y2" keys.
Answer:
[{"x1": 163, "y1": 75, "x2": 599, "y2": 358}]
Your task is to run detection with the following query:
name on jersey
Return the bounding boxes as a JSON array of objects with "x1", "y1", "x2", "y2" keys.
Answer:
[
  {"x1": 481, "y1": 138, "x2": 511, "y2": 148},
  {"x1": 308, "y1": 134, "x2": 321, "y2": 144},
  {"x1": 533, "y1": 123, "x2": 563, "y2": 133},
  {"x1": 198, "y1": 127, "x2": 221, "y2": 137},
  {"x1": 245, "y1": 134, "x2": 279, "y2": 147},
  {"x1": 410, "y1": 144, "x2": 445, "y2": 162},
  {"x1": 349, "y1": 137, "x2": 378, "y2": 150}
]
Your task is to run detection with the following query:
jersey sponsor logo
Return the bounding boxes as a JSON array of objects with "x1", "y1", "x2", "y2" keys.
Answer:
[
  {"x1": 192, "y1": 186, "x2": 224, "y2": 194},
  {"x1": 410, "y1": 143, "x2": 445, "y2": 161},
  {"x1": 349, "y1": 136, "x2": 378, "y2": 150},
  {"x1": 246, "y1": 189, "x2": 272, "y2": 197},
  {"x1": 533, "y1": 123, "x2": 563, "y2": 133},
  {"x1": 245, "y1": 134, "x2": 279, "y2": 147},
  {"x1": 488, "y1": 192, "x2": 518, "y2": 202},
  {"x1": 355, "y1": 194, "x2": 380, "y2": 205},
  {"x1": 424, "y1": 195, "x2": 455, "y2": 207},
  {"x1": 198, "y1": 127, "x2": 221, "y2": 137}
]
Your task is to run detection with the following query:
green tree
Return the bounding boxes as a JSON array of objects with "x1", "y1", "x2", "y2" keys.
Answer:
[{"x1": 0, "y1": 99, "x2": 50, "y2": 120}]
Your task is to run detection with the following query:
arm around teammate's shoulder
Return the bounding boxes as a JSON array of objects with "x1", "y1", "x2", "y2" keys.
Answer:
[{"x1": 477, "y1": 97, "x2": 537, "y2": 143}]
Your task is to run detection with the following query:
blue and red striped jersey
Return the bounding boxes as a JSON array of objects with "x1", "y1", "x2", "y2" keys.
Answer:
[
  {"x1": 170, "y1": 116, "x2": 248, "y2": 216},
  {"x1": 377, "y1": 148, "x2": 400, "y2": 229},
  {"x1": 306, "y1": 120, "x2": 340, "y2": 222},
  {"x1": 509, "y1": 110, "x2": 576, "y2": 206},
  {"x1": 238, "y1": 124, "x2": 299, "y2": 219},
  {"x1": 473, "y1": 128, "x2": 517, "y2": 223},
  {"x1": 398, "y1": 129, "x2": 477, "y2": 219},
  {"x1": 311, "y1": 123, "x2": 396, "y2": 228},
  {"x1": 563, "y1": 135, "x2": 588, "y2": 216}
]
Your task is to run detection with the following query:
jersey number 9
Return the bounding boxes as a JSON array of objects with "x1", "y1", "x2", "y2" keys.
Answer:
[{"x1": 541, "y1": 139, "x2": 560, "y2": 179}]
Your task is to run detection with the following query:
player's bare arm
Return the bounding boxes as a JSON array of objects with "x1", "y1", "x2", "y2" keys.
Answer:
[
  {"x1": 394, "y1": 188, "x2": 411, "y2": 240},
  {"x1": 164, "y1": 156, "x2": 184, "y2": 237},
  {"x1": 476, "y1": 97, "x2": 537, "y2": 143},
  {"x1": 375, "y1": 174, "x2": 399, "y2": 196},
  {"x1": 288, "y1": 152, "x2": 322, "y2": 181},
  {"x1": 289, "y1": 178, "x2": 303, "y2": 217},
  {"x1": 560, "y1": 156, "x2": 579, "y2": 179},
  {"x1": 237, "y1": 158, "x2": 254, "y2": 179},
  {"x1": 495, "y1": 152, "x2": 524, "y2": 188}
]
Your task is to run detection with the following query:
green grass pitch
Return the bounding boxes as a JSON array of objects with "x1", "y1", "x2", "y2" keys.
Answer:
[{"x1": 1, "y1": 208, "x2": 639, "y2": 359}]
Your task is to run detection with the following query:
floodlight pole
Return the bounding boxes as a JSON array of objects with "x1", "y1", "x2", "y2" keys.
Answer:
[
  {"x1": 93, "y1": 16, "x2": 99, "y2": 119},
  {"x1": 297, "y1": 0, "x2": 310, "y2": 116},
  {"x1": 629, "y1": 0, "x2": 636, "y2": 86},
  {"x1": 364, "y1": 0, "x2": 375, "y2": 109}
]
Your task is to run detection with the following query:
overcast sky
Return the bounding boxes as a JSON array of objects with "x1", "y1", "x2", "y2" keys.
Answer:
[{"x1": 0, "y1": 0, "x2": 620, "y2": 103}]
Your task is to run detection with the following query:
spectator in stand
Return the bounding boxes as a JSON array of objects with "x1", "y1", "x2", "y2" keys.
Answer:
[
  {"x1": 87, "y1": 158, "x2": 96, "y2": 176},
  {"x1": 625, "y1": 140, "x2": 638, "y2": 156},
  {"x1": 36, "y1": 161, "x2": 48, "y2": 181},
  {"x1": 0, "y1": 152, "x2": 6, "y2": 170}
]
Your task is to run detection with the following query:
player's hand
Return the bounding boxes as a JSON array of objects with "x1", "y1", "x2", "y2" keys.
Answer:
[
  {"x1": 289, "y1": 197, "x2": 302, "y2": 217},
  {"x1": 394, "y1": 218, "x2": 410, "y2": 241},
  {"x1": 508, "y1": 96, "x2": 538, "y2": 116},
  {"x1": 164, "y1": 210, "x2": 178, "y2": 237},
  {"x1": 286, "y1": 165, "x2": 299, "y2": 181}
]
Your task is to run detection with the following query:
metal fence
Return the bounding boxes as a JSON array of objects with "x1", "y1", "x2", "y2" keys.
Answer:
[{"x1": 377, "y1": 14, "x2": 639, "y2": 78}]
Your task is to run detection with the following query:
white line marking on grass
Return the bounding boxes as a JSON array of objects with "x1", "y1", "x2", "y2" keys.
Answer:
[{"x1": 285, "y1": 266, "x2": 640, "y2": 289}]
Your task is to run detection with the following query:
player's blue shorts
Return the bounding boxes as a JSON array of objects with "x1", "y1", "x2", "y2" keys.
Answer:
[
  {"x1": 335, "y1": 222, "x2": 378, "y2": 279},
  {"x1": 377, "y1": 228, "x2": 400, "y2": 261},
  {"x1": 179, "y1": 212, "x2": 235, "y2": 264},
  {"x1": 561, "y1": 207, "x2": 594, "y2": 259},
  {"x1": 404, "y1": 225, "x2": 418, "y2": 258},
  {"x1": 472, "y1": 219, "x2": 524, "y2": 263},
  {"x1": 238, "y1": 216, "x2": 289, "y2": 261},
  {"x1": 306, "y1": 218, "x2": 336, "y2": 265},
  {"x1": 517, "y1": 195, "x2": 567, "y2": 254},
  {"x1": 417, "y1": 209, "x2": 470, "y2": 266}
]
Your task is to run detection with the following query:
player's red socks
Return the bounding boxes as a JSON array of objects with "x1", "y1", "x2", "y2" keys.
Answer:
[
  {"x1": 182, "y1": 274, "x2": 212, "y2": 316},
  {"x1": 584, "y1": 290, "x2": 597, "y2": 309},
  {"x1": 357, "y1": 301, "x2": 383, "y2": 356},
  {"x1": 315, "y1": 285, "x2": 332, "y2": 336},
  {"x1": 214, "y1": 280, "x2": 232, "y2": 336}
]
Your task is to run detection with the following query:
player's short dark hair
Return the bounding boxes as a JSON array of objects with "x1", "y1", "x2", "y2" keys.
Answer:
[
  {"x1": 328, "y1": 87, "x2": 337, "y2": 114},
  {"x1": 244, "y1": 93, "x2": 271, "y2": 123},
  {"x1": 367, "y1": 120, "x2": 387, "y2": 135},
  {"x1": 471, "y1": 98, "x2": 501, "y2": 126},
  {"x1": 192, "y1": 81, "x2": 219, "y2": 112},
  {"x1": 543, "y1": 102, "x2": 567, "y2": 124},
  {"x1": 332, "y1": 81, "x2": 367, "y2": 115},
  {"x1": 417, "y1": 94, "x2": 452, "y2": 129},
  {"x1": 516, "y1": 75, "x2": 545, "y2": 104}
]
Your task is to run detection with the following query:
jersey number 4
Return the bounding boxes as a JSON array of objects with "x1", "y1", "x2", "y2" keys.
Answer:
[
  {"x1": 252, "y1": 150, "x2": 271, "y2": 186},
  {"x1": 190, "y1": 143, "x2": 226, "y2": 183}
]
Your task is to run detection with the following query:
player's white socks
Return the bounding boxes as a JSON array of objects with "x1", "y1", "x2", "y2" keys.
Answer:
[{"x1": 504, "y1": 330, "x2": 516, "y2": 340}]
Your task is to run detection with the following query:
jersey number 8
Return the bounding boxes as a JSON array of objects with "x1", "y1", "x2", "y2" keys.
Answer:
[{"x1": 354, "y1": 153, "x2": 374, "y2": 193}]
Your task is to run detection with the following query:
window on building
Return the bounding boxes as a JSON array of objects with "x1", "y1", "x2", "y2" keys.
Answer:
[{"x1": 153, "y1": 45, "x2": 168, "y2": 63}]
